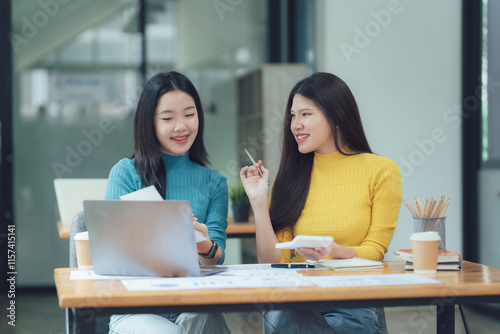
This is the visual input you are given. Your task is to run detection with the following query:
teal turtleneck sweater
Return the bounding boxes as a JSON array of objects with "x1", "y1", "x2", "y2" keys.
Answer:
[{"x1": 105, "y1": 152, "x2": 228, "y2": 264}]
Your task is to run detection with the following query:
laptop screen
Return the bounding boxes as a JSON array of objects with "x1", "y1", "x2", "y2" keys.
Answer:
[{"x1": 84, "y1": 200, "x2": 201, "y2": 277}]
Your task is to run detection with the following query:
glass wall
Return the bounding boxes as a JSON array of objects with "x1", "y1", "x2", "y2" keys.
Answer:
[
  {"x1": 12, "y1": 0, "x2": 268, "y2": 286},
  {"x1": 13, "y1": 0, "x2": 141, "y2": 286},
  {"x1": 146, "y1": 0, "x2": 268, "y2": 178},
  {"x1": 479, "y1": 0, "x2": 500, "y2": 316},
  {"x1": 481, "y1": 0, "x2": 500, "y2": 166}
]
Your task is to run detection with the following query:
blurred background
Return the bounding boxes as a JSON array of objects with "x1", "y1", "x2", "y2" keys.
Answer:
[{"x1": 1, "y1": 0, "x2": 500, "y2": 332}]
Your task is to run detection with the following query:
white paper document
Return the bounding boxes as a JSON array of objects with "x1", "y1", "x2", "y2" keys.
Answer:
[
  {"x1": 71, "y1": 266, "x2": 441, "y2": 292},
  {"x1": 306, "y1": 273, "x2": 441, "y2": 288},
  {"x1": 70, "y1": 270, "x2": 144, "y2": 280},
  {"x1": 193, "y1": 231, "x2": 207, "y2": 242},
  {"x1": 276, "y1": 235, "x2": 334, "y2": 249},
  {"x1": 120, "y1": 185, "x2": 164, "y2": 201},
  {"x1": 215, "y1": 263, "x2": 326, "y2": 276},
  {"x1": 121, "y1": 266, "x2": 312, "y2": 291},
  {"x1": 70, "y1": 264, "x2": 306, "y2": 281},
  {"x1": 120, "y1": 186, "x2": 206, "y2": 243}
]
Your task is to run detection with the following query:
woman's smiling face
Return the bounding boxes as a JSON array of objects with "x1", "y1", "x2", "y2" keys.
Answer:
[
  {"x1": 154, "y1": 90, "x2": 199, "y2": 156},
  {"x1": 290, "y1": 94, "x2": 336, "y2": 154}
]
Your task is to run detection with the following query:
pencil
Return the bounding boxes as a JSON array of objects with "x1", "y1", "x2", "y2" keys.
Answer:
[
  {"x1": 409, "y1": 202, "x2": 419, "y2": 217},
  {"x1": 439, "y1": 198, "x2": 450, "y2": 217},
  {"x1": 432, "y1": 197, "x2": 444, "y2": 218},
  {"x1": 404, "y1": 201, "x2": 417, "y2": 217},
  {"x1": 415, "y1": 198, "x2": 424, "y2": 217}
]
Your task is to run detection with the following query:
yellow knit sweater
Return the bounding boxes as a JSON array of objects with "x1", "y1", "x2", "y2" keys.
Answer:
[{"x1": 276, "y1": 149, "x2": 402, "y2": 262}]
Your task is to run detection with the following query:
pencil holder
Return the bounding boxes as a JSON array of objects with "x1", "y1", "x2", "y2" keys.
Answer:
[{"x1": 413, "y1": 217, "x2": 446, "y2": 251}]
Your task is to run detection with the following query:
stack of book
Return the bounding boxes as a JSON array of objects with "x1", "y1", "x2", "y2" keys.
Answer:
[{"x1": 394, "y1": 249, "x2": 462, "y2": 271}]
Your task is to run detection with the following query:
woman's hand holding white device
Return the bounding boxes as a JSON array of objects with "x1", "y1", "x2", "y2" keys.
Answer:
[{"x1": 276, "y1": 235, "x2": 336, "y2": 261}]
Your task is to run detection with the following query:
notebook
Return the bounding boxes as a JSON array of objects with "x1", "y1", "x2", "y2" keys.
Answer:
[
  {"x1": 307, "y1": 258, "x2": 383, "y2": 270},
  {"x1": 83, "y1": 200, "x2": 226, "y2": 277}
]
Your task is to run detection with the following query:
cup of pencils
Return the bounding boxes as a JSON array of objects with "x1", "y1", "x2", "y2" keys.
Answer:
[{"x1": 404, "y1": 197, "x2": 450, "y2": 251}]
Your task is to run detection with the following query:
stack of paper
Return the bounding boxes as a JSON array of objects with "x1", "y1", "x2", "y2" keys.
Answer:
[{"x1": 394, "y1": 249, "x2": 461, "y2": 263}]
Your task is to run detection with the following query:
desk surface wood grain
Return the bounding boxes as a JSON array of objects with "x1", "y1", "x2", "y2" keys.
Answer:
[{"x1": 54, "y1": 261, "x2": 500, "y2": 309}]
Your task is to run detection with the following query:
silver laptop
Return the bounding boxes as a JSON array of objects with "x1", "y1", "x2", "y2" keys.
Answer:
[{"x1": 83, "y1": 200, "x2": 226, "y2": 277}]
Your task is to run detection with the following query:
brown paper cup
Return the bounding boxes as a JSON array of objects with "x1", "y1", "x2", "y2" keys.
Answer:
[
  {"x1": 410, "y1": 231, "x2": 441, "y2": 274},
  {"x1": 74, "y1": 232, "x2": 93, "y2": 270}
]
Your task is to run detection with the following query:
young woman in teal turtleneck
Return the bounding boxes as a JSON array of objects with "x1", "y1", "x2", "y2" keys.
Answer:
[{"x1": 105, "y1": 71, "x2": 230, "y2": 334}]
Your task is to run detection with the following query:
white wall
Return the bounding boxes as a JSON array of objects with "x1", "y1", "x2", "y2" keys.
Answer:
[{"x1": 316, "y1": 0, "x2": 462, "y2": 259}]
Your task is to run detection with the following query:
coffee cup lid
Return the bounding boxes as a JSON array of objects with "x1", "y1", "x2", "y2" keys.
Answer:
[
  {"x1": 410, "y1": 231, "x2": 441, "y2": 241},
  {"x1": 74, "y1": 231, "x2": 89, "y2": 240}
]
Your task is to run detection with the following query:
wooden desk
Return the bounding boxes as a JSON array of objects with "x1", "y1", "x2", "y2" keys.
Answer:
[
  {"x1": 226, "y1": 216, "x2": 255, "y2": 238},
  {"x1": 57, "y1": 220, "x2": 70, "y2": 239},
  {"x1": 55, "y1": 261, "x2": 500, "y2": 333}
]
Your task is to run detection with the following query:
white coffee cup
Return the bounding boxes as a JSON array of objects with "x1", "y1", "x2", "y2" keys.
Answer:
[
  {"x1": 74, "y1": 231, "x2": 93, "y2": 270},
  {"x1": 410, "y1": 231, "x2": 441, "y2": 274}
]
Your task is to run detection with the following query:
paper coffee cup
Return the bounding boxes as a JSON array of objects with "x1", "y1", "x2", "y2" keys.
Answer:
[
  {"x1": 410, "y1": 231, "x2": 441, "y2": 274},
  {"x1": 74, "y1": 231, "x2": 93, "y2": 270}
]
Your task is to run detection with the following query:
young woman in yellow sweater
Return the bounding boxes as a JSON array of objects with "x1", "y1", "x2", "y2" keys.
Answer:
[{"x1": 240, "y1": 72, "x2": 402, "y2": 333}]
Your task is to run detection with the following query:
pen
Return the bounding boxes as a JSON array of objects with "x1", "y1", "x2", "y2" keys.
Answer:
[
  {"x1": 243, "y1": 148, "x2": 270, "y2": 185},
  {"x1": 271, "y1": 263, "x2": 317, "y2": 269},
  {"x1": 243, "y1": 148, "x2": 263, "y2": 177}
]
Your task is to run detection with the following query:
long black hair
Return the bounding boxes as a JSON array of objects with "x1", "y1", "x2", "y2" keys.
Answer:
[
  {"x1": 269, "y1": 72, "x2": 372, "y2": 233},
  {"x1": 131, "y1": 71, "x2": 209, "y2": 198}
]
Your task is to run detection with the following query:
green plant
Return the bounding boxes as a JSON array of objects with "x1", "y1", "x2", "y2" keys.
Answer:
[{"x1": 229, "y1": 180, "x2": 250, "y2": 205}]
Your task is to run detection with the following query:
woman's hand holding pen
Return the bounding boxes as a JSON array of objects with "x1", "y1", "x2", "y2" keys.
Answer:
[
  {"x1": 240, "y1": 160, "x2": 282, "y2": 264},
  {"x1": 239, "y1": 160, "x2": 269, "y2": 203}
]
